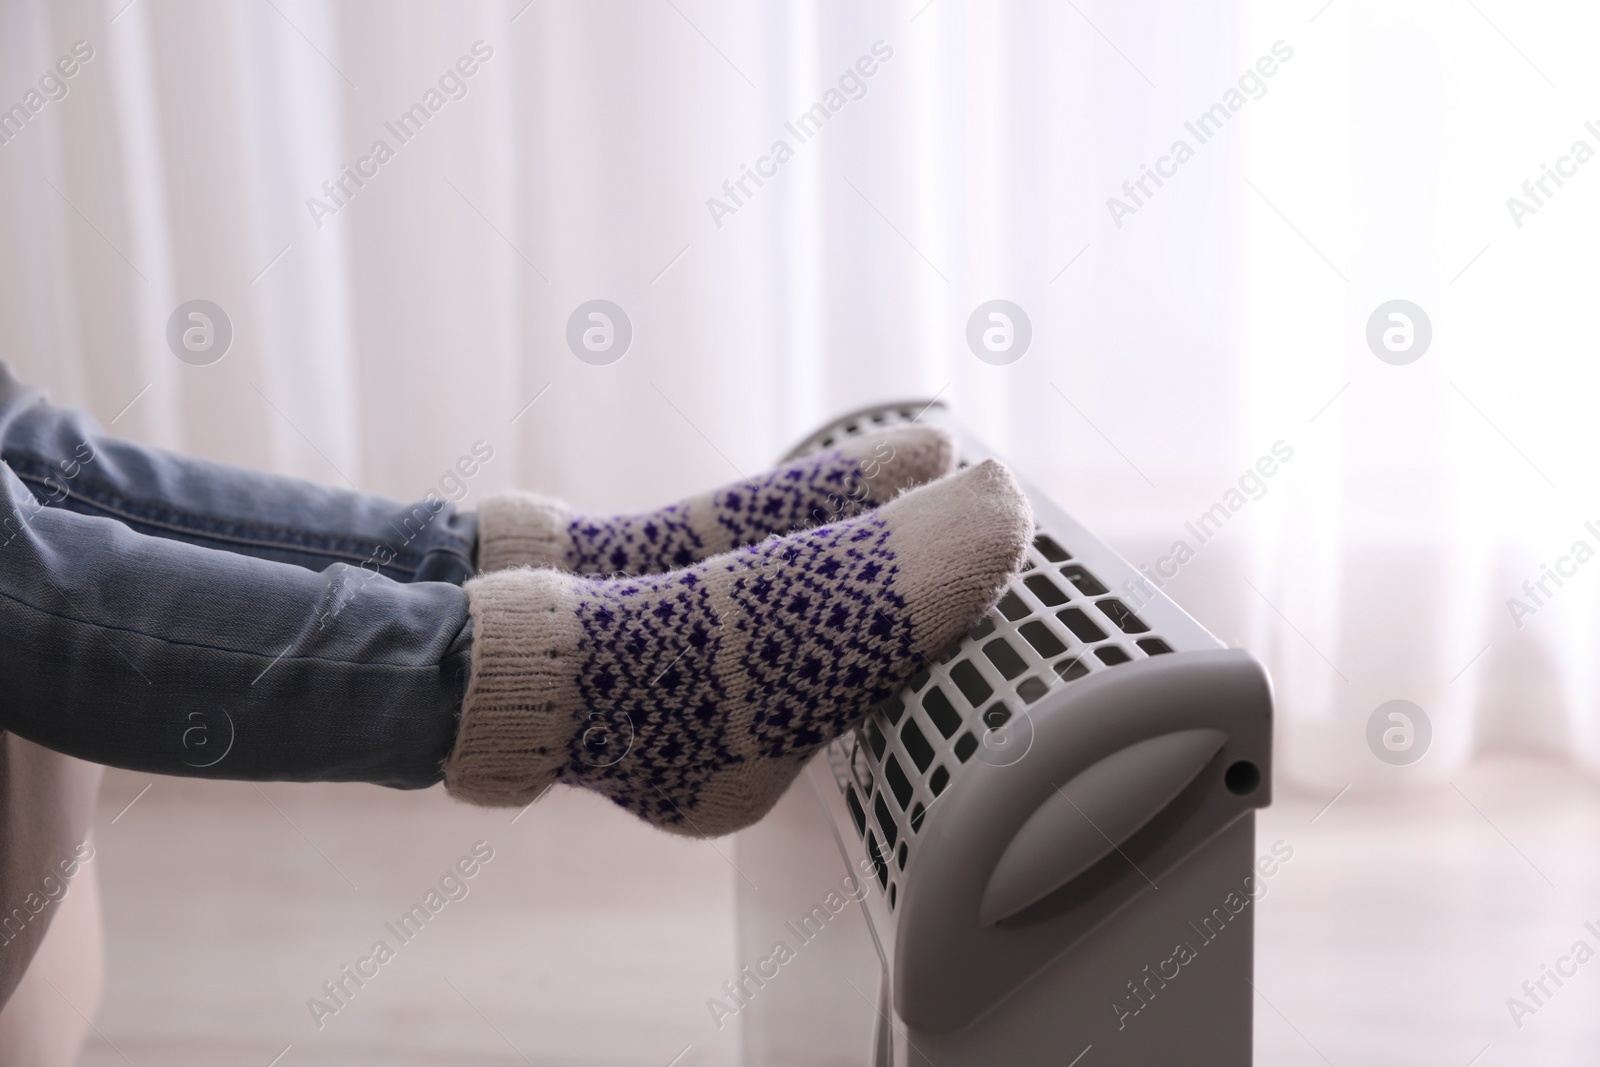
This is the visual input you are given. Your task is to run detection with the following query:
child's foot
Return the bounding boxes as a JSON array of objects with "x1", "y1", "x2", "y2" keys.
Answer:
[
  {"x1": 445, "y1": 459, "x2": 1031, "y2": 837},
  {"x1": 474, "y1": 425, "x2": 956, "y2": 576}
]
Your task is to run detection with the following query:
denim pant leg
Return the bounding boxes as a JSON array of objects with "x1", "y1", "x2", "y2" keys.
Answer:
[
  {"x1": 0, "y1": 366, "x2": 473, "y2": 788},
  {"x1": 0, "y1": 367, "x2": 478, "y2": 585}
]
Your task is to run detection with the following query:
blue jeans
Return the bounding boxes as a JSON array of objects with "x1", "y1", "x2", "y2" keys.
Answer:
[{"x1": 0, "y1": 364, "x2": 475, "y2": 789}]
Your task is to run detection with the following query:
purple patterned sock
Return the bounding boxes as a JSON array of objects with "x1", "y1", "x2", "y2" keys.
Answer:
[
  {"x1": 445, "y1": 460, "x2": 1033, "y2": 836},
  {"x1": 476, "y1": 425, "x2": 956, "y2": 576}
]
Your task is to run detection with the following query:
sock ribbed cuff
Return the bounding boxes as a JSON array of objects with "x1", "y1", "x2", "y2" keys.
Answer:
[
  {"x1": 476, "y1": 492, "x2": 573, "y2": 574},
  {"x1": 443, "y1": 567, "x2": 582, "y2": 806}
]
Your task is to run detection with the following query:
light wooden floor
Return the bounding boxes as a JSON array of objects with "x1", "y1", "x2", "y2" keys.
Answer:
[
  {"x1": 1252, "y1": 755, "x2": 1600, "y2": 1067},
  {"x1": 75, "y1": 755, "x2": 1600, "y2": 1066}
]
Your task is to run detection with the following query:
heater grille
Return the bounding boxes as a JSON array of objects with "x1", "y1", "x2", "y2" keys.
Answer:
[
  {"x1": 804, "y1": 403, "x2": 929, "y2": 451},
  {"x1": 827, "y1": 530, "x2": 1174, "y2": 911},
  {"x1": 787, "y1": 404, "x2": 1184, "y2": 912}
]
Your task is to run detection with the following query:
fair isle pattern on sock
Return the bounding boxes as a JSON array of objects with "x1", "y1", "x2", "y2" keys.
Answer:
[
  {"x1": 447, "y1": 459, "x2": 1033, "y2": 837},
  {"x1": 725, "y1": 517, "x2": 913, "y2": 758},
  {"x1": 475, "y1": 424, "x2": 957, "y2": 575},
  {"x1": 707, "y1": 452, "x2": 893, "y2": 559},
  {"x1": 567, "y1": 448, "x2": 887, "y2": 576},
  {"x1": 562, "y1": 563, "x2": 735, "y2": 825},
  {"x1": 568, "y1": 505, "x2": 704, "y2": 574},
  {"x1": 564, "y1": 514, "x2": 915, "y2": 827}
]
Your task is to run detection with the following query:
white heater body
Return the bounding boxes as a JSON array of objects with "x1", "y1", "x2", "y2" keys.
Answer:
[{"x1": 733, "y1": 401, "x2": 1273, "y2": 1067}]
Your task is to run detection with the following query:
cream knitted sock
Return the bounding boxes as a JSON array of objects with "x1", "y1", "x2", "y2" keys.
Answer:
[
  {"x1": 474, "y1": 425, "x2": 956, "y2": 575},
  {"x1": 445, "y1": 459, "x2": 1032, "y2": 837}
]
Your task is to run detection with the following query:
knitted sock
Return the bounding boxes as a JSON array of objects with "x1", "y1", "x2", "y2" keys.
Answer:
[
  {"x1": 475, "y1": 424, "x2": 956, "y2": 575},
  {"x1": 445, "y1": 459, "x2": 1032, "y2": 837}
]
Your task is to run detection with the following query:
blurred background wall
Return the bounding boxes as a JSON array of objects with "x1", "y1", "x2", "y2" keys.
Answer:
[{"x1": 1, "y1": 0, "x2": 1598, "y2": 799}]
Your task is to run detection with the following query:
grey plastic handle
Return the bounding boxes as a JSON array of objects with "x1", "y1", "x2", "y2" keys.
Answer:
[{"x1": 977, "y1": 729, "x2": 1227, "y2": 926}]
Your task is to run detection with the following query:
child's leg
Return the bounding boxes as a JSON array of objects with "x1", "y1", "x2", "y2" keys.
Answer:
[{"x1": 0, "y1": 363, "x2": 475, "y2": 585}]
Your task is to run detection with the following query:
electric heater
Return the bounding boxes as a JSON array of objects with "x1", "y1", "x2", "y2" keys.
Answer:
[{"x1": 733, "y1": 400, "x2": 1274, "y2": 1067}]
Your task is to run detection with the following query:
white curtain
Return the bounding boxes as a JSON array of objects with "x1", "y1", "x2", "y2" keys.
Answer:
[{"x1": 1, "y1": 0, "x2": 1589, "y2": 795}]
